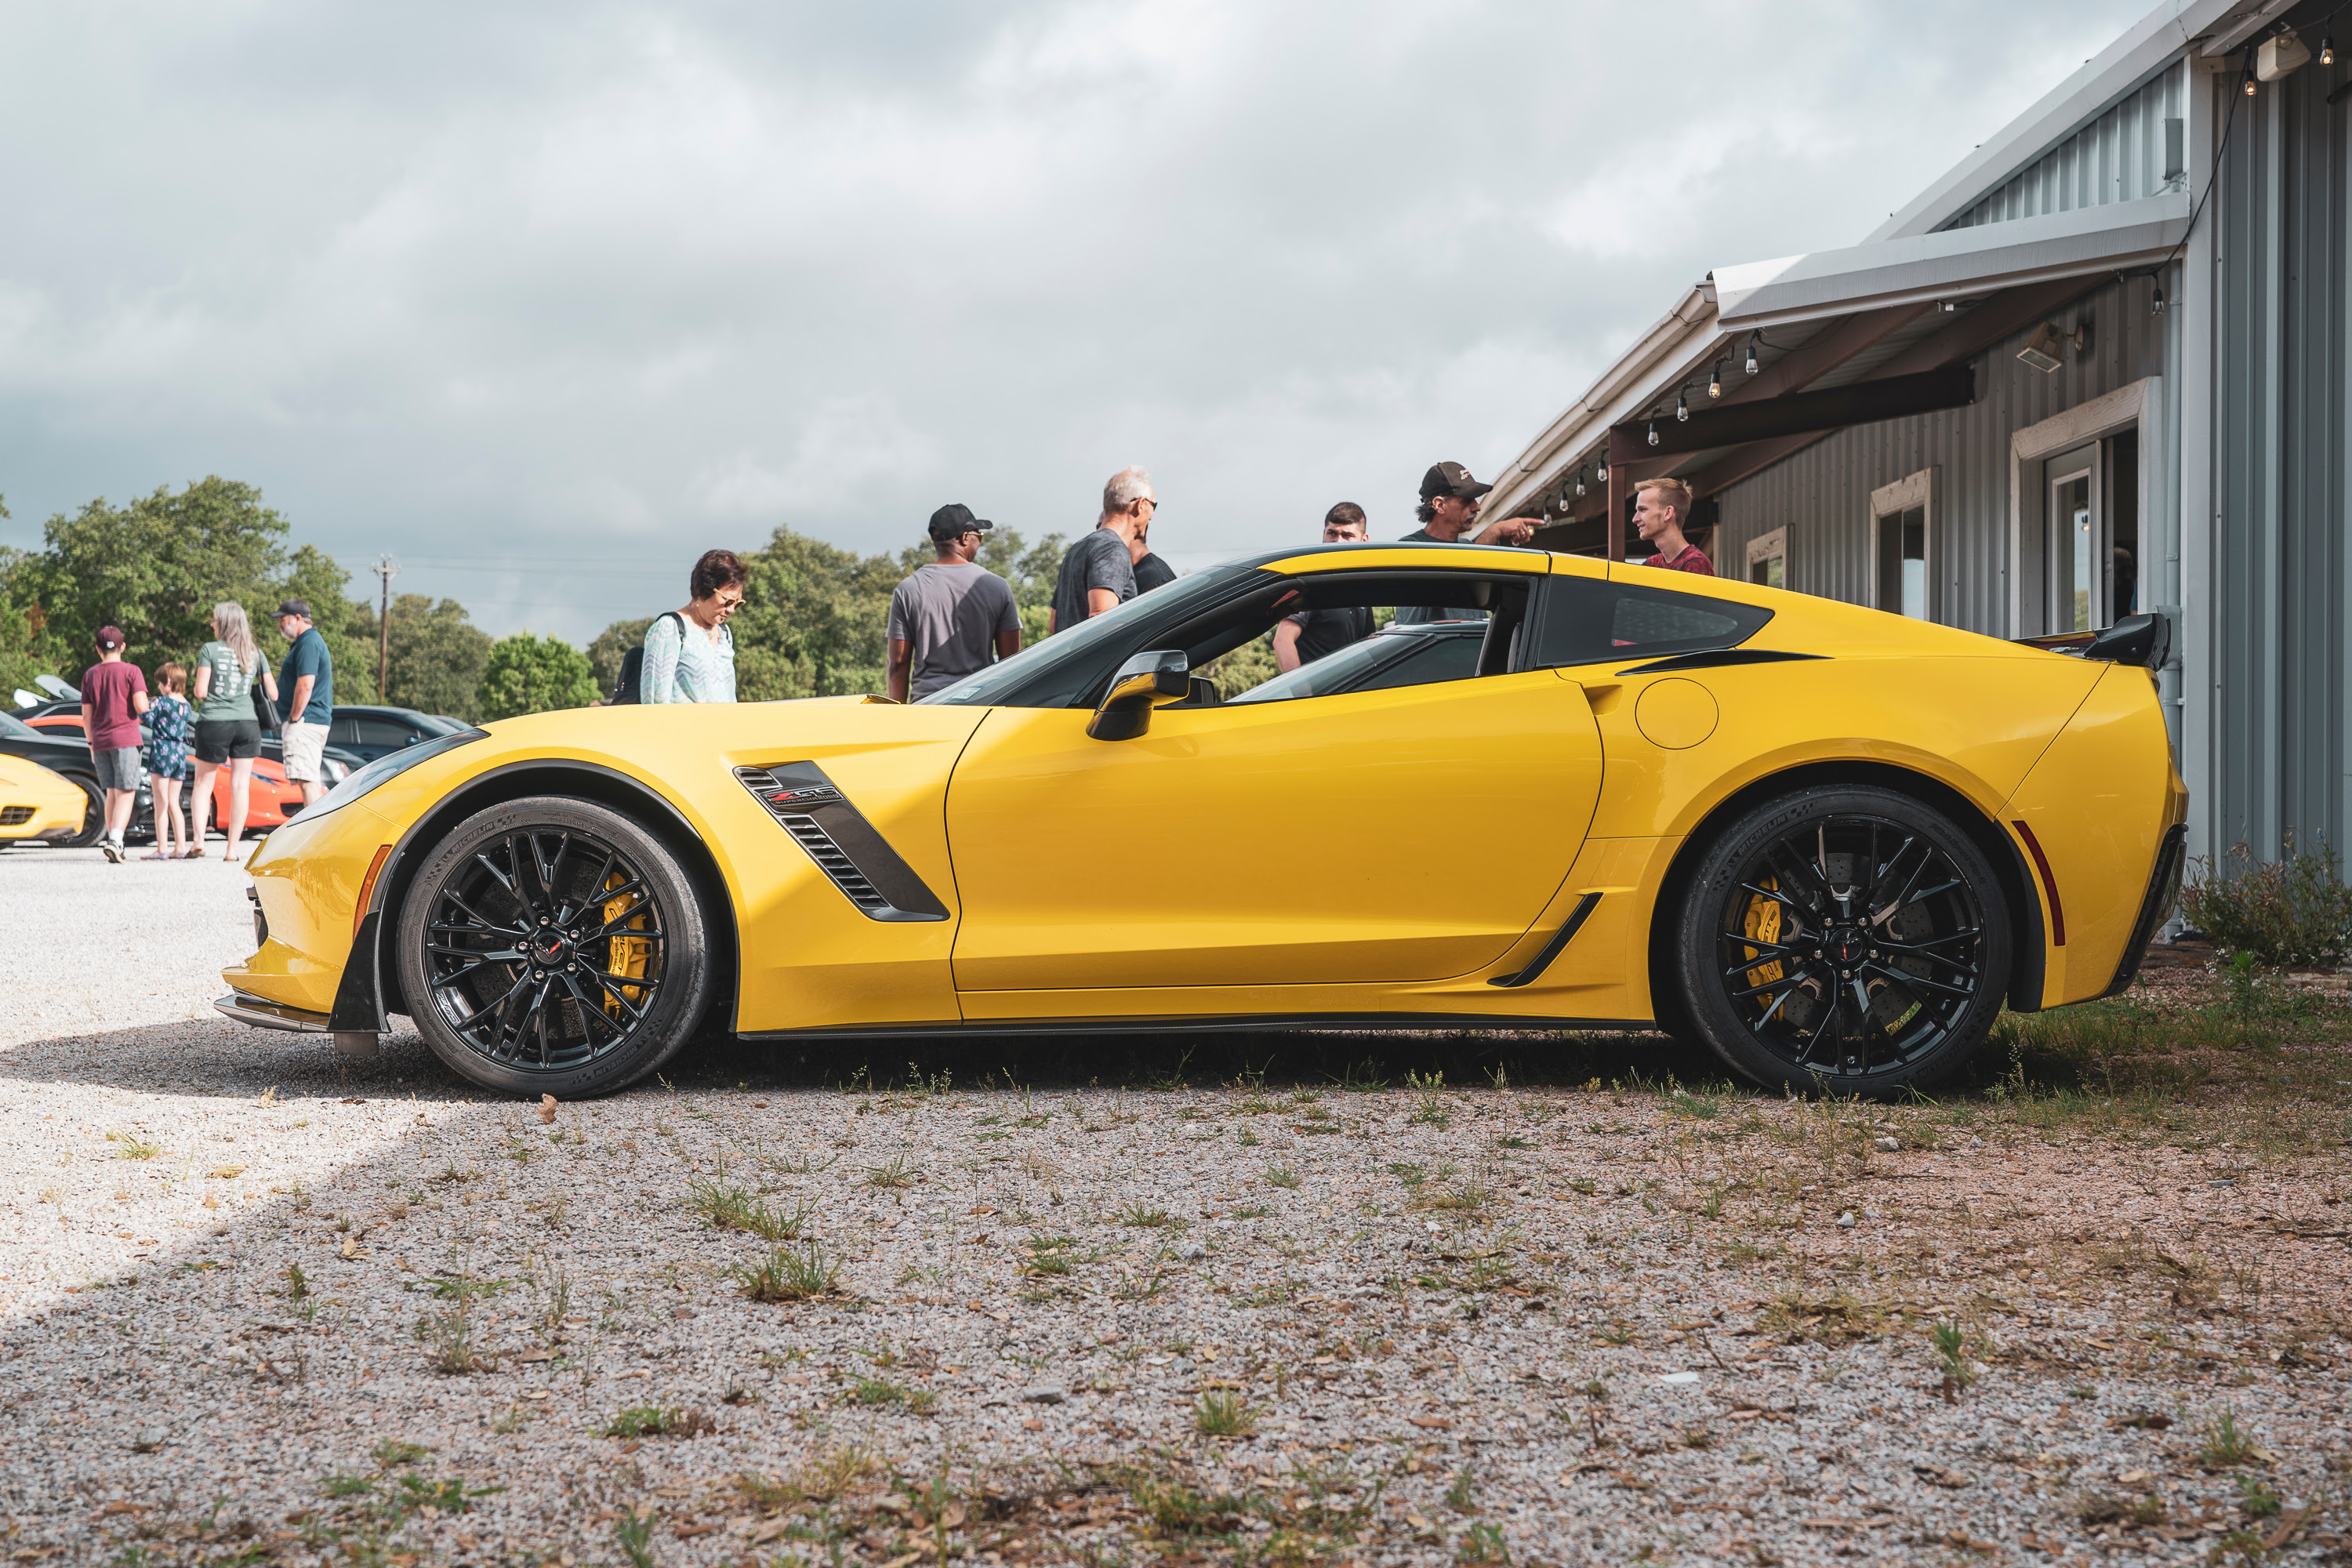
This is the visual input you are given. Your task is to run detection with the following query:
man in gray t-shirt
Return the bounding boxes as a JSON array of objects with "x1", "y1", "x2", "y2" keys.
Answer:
[
  {"x1": 1047, "y1": 466, "x2": 1156, "y2": 635},
  {"x1": 887, "y1": 504, "x2": 1023, "y2": 702}
]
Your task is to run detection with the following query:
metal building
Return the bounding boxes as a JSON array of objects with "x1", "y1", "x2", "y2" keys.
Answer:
[{"x1": 1483, "y1": 0, "x2": 2348, "y2": 872}]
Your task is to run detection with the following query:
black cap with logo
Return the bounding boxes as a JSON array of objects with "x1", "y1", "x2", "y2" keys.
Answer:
[
  {"x1": 927, "y1": 503, "x2": 996, "y2": 542},
  {"x1": 1418, "y1": 462, "x2": 1493, "y2": 503}
]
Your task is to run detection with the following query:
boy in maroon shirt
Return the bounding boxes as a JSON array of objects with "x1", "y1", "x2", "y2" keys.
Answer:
[
  {"x1": 80, "y1": 626, "x2": 151, "y2": 863},
  {"x1": 1633, "y1": 477, "x2": 1715, "y2": 575}
]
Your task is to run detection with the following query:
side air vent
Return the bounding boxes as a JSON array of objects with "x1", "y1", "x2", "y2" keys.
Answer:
[{"x1": 735, "y1": 764, "x2": 950, "y2": 923}]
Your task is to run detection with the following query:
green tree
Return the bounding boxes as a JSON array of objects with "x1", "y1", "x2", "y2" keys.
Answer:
[
  {"x1": 364, "y1": 594, "x2": 493, "y2": 720},
  {"x1": 586, "y1": 617, "x2": 653, "y2": 702},
  {"x1": 477, "y1": 631, "x2": 598, "y2": 720},
  {"x1": 13, "y1": 477, "x2": 291, "y2": 681}
]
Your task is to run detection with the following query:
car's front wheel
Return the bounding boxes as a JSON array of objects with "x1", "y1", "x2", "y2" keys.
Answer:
[
  {"x1": 396, "y1": 795, "x2": 713, "y2": 1098},
  {"x1": 1671, "y1": 786, "x2": 2011, "y2": 1098}
]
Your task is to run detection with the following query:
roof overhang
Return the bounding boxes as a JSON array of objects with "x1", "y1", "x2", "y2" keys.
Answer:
[{"x1": 1716, "y1": 192, "x2": 2190, "y2": 332}]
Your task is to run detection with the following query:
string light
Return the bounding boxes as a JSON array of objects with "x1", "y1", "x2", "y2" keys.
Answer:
[
  {"x1": 2151, "y1": 279, "x2": 2166, "y2": 315},
  {"x1": 1744, "y1": 331, "x2": 1762, "y2": 375},
  {"x1": 2245, "y1": 73, "x2": 2258, "y2": 96},
  {"x1": 1596, "y1": 448, "x2": 1608, "y2": 478},
  {"x1": 1646, "y1": 419, "x2": 1660, "y2": 447},
  {"x1": 1708, "y1": 361, "x2": 1725, "y2": 398},
  {"x1": 1675, "y1": 388, "x2": 1690, "y2": 422},
  {"x1": 2323, "y1": 33, "x2": 2334, "y2": 65},
  {"x1": 1574, "y1": 466, "x2": 1588, "y2": 498}
]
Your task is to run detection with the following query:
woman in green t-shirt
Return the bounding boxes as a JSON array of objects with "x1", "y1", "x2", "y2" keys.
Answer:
[{"x1": 188, "y1": 602, "x2": 278, "y2": 862}]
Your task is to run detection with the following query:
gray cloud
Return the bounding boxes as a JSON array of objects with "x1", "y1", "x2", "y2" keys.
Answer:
[{"x1": 0, "y1": 0, "x2": 2150, "y2": 640}]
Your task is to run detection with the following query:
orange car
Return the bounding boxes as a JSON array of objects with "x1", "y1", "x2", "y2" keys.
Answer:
[{"x1": 22, "y1": 711, "x2": 353, "y2": 838}]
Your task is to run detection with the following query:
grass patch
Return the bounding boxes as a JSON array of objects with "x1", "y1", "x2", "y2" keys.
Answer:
[
  {"x1": 732, "y1": 1243, "x2": 844, "y2": 1303},
  {"x1": 600, "y1": 1403, "x2": 717, "y2": 1439},
  {"x1": 1195, "y1": 1390, "x2": 1257, "y2": 1437},
  {"x1": 107, "y1": 1132, "x2": 163, "y2": 1160},
  {"x1": 688, "y1": 1177, "x2": 810, "y2": 1241},
  {"x1": 1264, "y1": 1167, "x2": 1301, "y2": 1190}
]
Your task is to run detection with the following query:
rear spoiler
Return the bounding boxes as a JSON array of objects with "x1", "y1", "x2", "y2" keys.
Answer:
[{"x1": 2014, "y1": 612, "x2": 2168, "y2": 670}]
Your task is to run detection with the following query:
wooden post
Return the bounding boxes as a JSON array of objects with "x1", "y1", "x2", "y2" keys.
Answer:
[
  {"x1": 372, "y1": 557, "x2": 399, "y2": 704},
  {"x1": 1605, "y1": 434, "x2": 1631, "y2": 562}
]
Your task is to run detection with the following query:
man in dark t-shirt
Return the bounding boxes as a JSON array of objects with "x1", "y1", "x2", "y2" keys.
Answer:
[
  {"x1": 1274, "y1": 503, "x2": 1374, "y2": 672},
  {"x1": 1131, "y1": 506, "x2": 1176, "y2": 593},
  {"x1": 1396, "y1": 461, "x2": 1535, "y2": 624},
  {"x1": 1047, "y1": 466, "x2": 1154, "y2": 635}
]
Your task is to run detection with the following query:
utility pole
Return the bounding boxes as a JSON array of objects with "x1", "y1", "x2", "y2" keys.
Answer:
[{"x1": 371, "y1": 556, "x2": 399, "y2": 704}]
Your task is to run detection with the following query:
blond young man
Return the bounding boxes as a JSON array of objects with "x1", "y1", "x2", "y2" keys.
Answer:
[{"x1": 1634, "y1": 477, "x2": 1715, "y2": 575}]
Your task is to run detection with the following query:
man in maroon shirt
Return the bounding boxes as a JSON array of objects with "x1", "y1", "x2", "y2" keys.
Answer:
[
  {"x1": 1634, "y1": 477, "x2": 1715, "y2": 575},
  {"x1": 80, "y1": 626, "x2": 151, "y2": 862}
]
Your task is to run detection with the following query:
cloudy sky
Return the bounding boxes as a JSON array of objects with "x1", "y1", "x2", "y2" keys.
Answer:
[{"x1": 0, "y1": 0, "x2": 2149, "y2": 643}]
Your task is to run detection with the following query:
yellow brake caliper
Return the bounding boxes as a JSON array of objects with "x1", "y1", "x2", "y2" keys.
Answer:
[
  {"x1": 601, "y1": 869, "x2": 652, "y2": 1020},
  {"x1": 1741, "y1": 877, "x2": 1784, "y2": 996}
]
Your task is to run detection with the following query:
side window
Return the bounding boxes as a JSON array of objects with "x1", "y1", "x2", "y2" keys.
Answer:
[
  {"x1": 1348, "y1": 633, "x2": 1484, "y2": 694},
  {"x1": 1168, "y1": 572, "x2": 1528, "y2": 705},
  {"x1": 1531, "y1": 577, "x2": 1773, "y2": 668}
]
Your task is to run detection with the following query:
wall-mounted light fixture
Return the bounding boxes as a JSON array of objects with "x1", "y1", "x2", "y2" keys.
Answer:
[
  {"x1": 2017, "y1": 319, "x2": 2091, "y2": 374},
  {"x1": 2258, "y1": 29, "x2": 2312, "y2": 81}
]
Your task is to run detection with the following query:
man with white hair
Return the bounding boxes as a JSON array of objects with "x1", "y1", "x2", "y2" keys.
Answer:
[{"x1": 1047, "y1": 466, "x2": 1156, "y2": 635}]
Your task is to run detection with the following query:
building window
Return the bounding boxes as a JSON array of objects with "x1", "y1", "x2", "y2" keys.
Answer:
[
  {"x1": 1745, "y1": 528, "x2": 1787, "y2": 590},
  {"x1": 1868, "y1": 469, "x2": 1935, "y2": 620}
]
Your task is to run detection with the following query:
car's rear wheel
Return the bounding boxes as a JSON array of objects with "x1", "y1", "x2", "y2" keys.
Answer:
[
  {"x1": 396, "y1": 796, "x2": 712, "y2": 1098},
  {"x1": 64, "y1": 772, "x2": 104, "y2": 848},
  {"x1": 1671, "y1": 786, "x2": 2010, "y2": 1098}
]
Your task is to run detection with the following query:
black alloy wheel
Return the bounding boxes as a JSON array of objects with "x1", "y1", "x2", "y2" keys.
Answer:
[
  {"x1": 397, "y1": 796, "x2": 712, "y2": 1098},
  {"x1": 64, "y1": 771, "x2": 105, "y2": 849},
  {"x1": 1672, "y1": 786, "x2": 2011, "y2": 1098}
]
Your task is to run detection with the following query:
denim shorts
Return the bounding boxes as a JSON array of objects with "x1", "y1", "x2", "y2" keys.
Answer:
[{"x1": 93, "y1": 746, "x2": 143, "y2": 793}]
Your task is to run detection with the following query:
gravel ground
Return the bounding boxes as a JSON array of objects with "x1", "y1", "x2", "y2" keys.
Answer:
[{"x1": 3, "y1": 845, "x2": 2348, "y2": 1566}]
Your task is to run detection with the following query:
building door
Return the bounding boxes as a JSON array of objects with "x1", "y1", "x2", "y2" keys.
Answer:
[{"x1": 2045, "y1": 442, "x2": 2100, "y2": 633}]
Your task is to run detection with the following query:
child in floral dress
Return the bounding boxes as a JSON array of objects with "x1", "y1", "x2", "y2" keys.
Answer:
[{"x1": 143, "y1": 662, "x2": 194, "y2": 861}]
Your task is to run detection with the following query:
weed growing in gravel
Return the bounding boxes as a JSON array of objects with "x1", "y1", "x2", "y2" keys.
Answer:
[
  {"x1": 688, "y1": 1177, "x2": 809, "y2": 1240},
  {"x1": 300, "y1": 1447, "x2": 502, "y2": 1563},
  {"x1": 1117, "y1": 1203, "x2": 1181, "y2": 1229},
  {"x1": 416, "y1": 1299, "x2": 493, "y2": 1375},
  {"x1": 1112, "y1": 1262, "x2": 1171, "y2": 1301},
  {"x1": 1229, "y1": 1203, "x2": 1272, "y2": 1219},
  {"x1": 864, "y1": 1154, "x2": 920, "y2": 1189},
  {"x1": 605, "y1": 1504, "x2": 655, "y2": 1568},
  {"x1": 2199, "y1": 1408, "x2": 2267, "y2": 1468},
  {"x1": 1409, "y1": 1070, "x2": 1450, "y2": 1127},
  {"x1": 733, "y1": 1243, "x2": 844, "y2": 1303},
  {"x1": 1930, "y1": 1322, "x2": 1975, "y2": 1387},
  {"x1": 1265, "y1": 1167, "x2": 1301, "y2": 1189},
  {"x1": 737, "y1": 1443, "x2": 885, "y2": 1508},
  {"x1": 2236, "y1": 1475, "x2": 2285, "y2": 1517},
  {"x1": 1020, "y1": 1235, "x2": 1076, "y2": 1276},
  {"x1": 849, "y1": 1377, "x2": 938, "y2": 1414},
  {"x1": 601, "y1": 1403, "x2": 716, "y2": 1439},
  {"x1": 1445, "y1": 1465, "x2": 1477, "y2": 1512},
  {"x1": 1457, "y1": 1520, "x2": 1509, "y2": 1563},
  {"x1": 1196, "y1": 1390, "x2": 1256, "y2": 1437},
  {"x1": 107, "y1": 1131, "x2": 163, "y2": 1160}
]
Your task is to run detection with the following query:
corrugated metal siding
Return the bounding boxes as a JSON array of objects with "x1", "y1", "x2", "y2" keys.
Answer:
[
  {"x1": 1708, "y1": 274, "x2": 2169, "y2": 638},
  {"x1": 2207, "y1": 59, "x2": 2351, "y2": 862},
  {"x1": 1944, "y1": 64, "x2": 2187, "y2": 231}
]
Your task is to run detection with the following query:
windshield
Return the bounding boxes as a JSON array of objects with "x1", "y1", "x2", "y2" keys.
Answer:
[{"x1": 919, "y1": 560, "x2": 1254, "y2": 708}]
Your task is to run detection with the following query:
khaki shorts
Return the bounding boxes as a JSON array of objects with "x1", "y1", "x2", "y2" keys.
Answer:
[{"x1": 280, "y1": 722, "x2": 329, "y2": 783}]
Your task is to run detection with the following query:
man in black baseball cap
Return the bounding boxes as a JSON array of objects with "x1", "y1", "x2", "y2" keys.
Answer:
[
  {"x1": 887, "y1": 505, "x2": 1021, "y2": 702},
  {"x1": 1395, "y1": 461, "x2": 1533, "y2": 622}
]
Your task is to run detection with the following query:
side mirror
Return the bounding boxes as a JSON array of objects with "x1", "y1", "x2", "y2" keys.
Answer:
[{"x1": 1087, "y1": 650, "x2": 1190, "y2": 741}]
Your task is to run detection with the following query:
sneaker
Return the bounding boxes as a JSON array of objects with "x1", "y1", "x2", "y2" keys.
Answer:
[
  {"x1": 140, "y1": 848, "x2": 172, "y2": 862},
  {"x1": 100, "y1": 837, "x2": 124, "y2": 864}
]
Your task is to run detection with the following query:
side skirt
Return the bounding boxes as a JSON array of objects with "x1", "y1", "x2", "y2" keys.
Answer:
[{"x1": 739, "y1": 1013, "x2": 1657, "y2": 1044}]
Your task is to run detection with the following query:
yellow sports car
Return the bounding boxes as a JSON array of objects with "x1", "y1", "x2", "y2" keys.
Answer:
[
  {"x1": 218, "y1": 543, "x2": 2185, "y2": 1100},
  {"x1": 0, "y1": 752, "x2": 93, "y2": 845}
]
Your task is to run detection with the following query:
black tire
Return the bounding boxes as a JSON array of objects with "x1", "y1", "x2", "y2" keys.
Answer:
[
  {"x1": 395, "y1": 795, "x2": 713, "y2": 1098},
  {"x1": 1671, "y1": 786, "x2": 2011, "y2": 1098},
  {"x1": 63, "y1": 772, "x2": 104, "y2": 849}
]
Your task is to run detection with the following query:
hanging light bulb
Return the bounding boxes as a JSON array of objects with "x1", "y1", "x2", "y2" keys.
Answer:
[
  {"x1": 1744, "y1": 331, "x2": 1762, "y2": 375},
  {"x1": 1646, "y1": 419, "x2": 1660, "y2": 447},
  {"x1": 1708, "y1": 361, "x2": 1725, "y2": 398},
  {"x1": 1596, "y1": 448, "x2": 1608, "y2": 478},
  {"x1": 2245, "y1": 73, "x2": 2258, "y2": 96},
  {"x1": 2151, "y1": 279, "x2": 2166, "y2": 315},
  {"x1": 1574, "y1": 466, "x2": 1588, "y2": 498},
  {"x1": 1675, "y1": 388, "x2": 1690, "y2": 423},
  {"x1": 2322, "y1": 33, "x2": 2334, "y2": 65}
]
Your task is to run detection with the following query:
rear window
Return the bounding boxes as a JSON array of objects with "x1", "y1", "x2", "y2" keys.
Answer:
[{"x1": 1531, "y1": 577, "x2": 1774, "y2": 668}]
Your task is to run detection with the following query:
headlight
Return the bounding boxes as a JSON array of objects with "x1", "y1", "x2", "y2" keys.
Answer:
[{"x1": 296, "y1": 728, "x2": 485, "y2": 826}]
